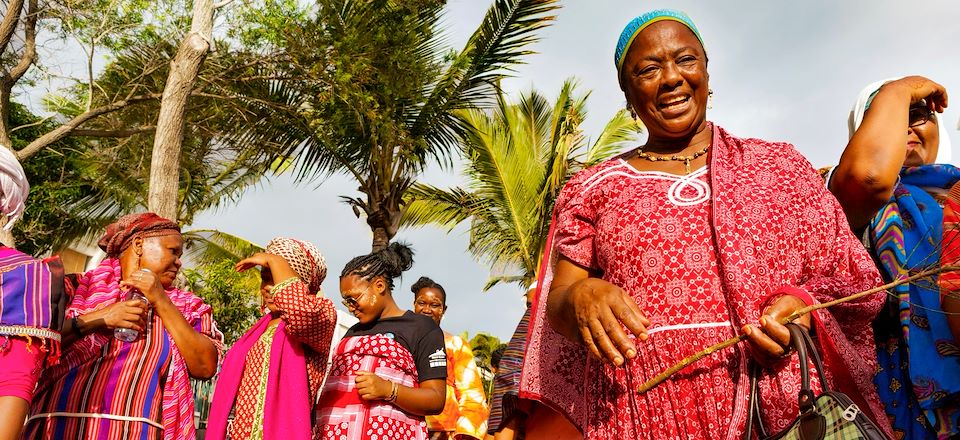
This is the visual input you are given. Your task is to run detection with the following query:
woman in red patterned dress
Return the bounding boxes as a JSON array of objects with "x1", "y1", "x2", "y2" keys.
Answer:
[
  {"x1": 315, "y1": 242, "x2": 447, "y2": 440},
  {"x1": 206, "y1": 237, "x2": 338, "y2": 440},
  {"x1": 517, "y1": 9, "x2": 894, "y2": 440}
]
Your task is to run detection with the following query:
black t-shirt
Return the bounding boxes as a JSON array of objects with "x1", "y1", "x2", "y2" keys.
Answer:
[{"x1": 345, "y1": 310, "x2": 447, "y2": 382}]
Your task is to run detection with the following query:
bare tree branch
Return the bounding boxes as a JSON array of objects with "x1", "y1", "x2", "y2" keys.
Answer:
[
  {"x1": 10, "y1": 114, "x2": 54, "y2": 133},
  {"x1": 16, "y1": 93, "x2": 161, "y2": 160},
  {"x1": 72, "y1": 126, "x2": 156, "y2": 138},
  {"x1": 6, "y1": 0, "x2": 38, "y2": 84},
  {"x1": 0, "y1": 0, "x2": 23, "y2": 57},
  {"x1": 0, "y1": 0, "x2": 24, "y2": 57}
]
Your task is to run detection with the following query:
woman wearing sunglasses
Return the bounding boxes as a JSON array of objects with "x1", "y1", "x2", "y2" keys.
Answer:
[
  {"x1": 826, "y1": 76, "x2": 960, "y2": 439},
  {"x1": 315, "y1": 242, "x2": 446, "y2": 440}
]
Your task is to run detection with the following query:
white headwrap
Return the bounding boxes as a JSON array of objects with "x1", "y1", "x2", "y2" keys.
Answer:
[
  {"x1": 848, "y1": 77, "x2": 953, "y2": 165},
  {"x1": 0, "y1": 147, "x2": 29, "y2": 230}
]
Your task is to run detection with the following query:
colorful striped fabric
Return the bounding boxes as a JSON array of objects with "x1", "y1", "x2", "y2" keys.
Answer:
[
  {"x1": 0, "y1": 247, "x2": 66, "y2": 351},
  {"x1": 25, "y1": 258, "x2": 222, "y2": 440},
  {"x1": 486, "y1": 307, "x2": 530, "y2": 434}
]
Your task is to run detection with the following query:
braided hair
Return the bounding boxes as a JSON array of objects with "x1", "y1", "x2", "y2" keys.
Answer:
[
  {"x1": 410, "y1": 276, "x2": 446, "y2": 305},
  {"x1": 340, "y1": 242, "x2": 415, "y2": 290}
]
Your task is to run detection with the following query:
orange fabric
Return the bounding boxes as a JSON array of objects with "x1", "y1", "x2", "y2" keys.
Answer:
[{"x1": 426, "y1": 334, "x2": 489, "y2": 439}]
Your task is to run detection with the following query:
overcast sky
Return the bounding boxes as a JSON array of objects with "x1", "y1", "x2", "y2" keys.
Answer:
[{"x1": 191, "y1": 0, "x2": 960, "y2": 341}]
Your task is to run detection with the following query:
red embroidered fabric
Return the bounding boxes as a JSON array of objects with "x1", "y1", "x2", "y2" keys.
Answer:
[{"x1": 519, "y1": 124, "x2": 892, "y2": 439}]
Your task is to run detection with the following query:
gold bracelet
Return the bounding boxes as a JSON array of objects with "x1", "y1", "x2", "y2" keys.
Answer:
[{"x1": 386, "y1": 381, "x2": 399, "y2": 402}]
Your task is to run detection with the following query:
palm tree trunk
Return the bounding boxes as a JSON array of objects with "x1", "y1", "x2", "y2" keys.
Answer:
[{"x1": 371, "y1": 227, "x2": 389, "y2": 252}]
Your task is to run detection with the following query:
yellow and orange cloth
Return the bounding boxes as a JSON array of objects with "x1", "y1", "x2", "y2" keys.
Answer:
[{"x1": 426, "y1": 334, "x2": 489, "y2": 439}]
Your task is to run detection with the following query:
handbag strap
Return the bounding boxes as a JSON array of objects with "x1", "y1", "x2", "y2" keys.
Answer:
[
  {"x1": 745, "y1": 362, "x2": 767, "y2": 439},
  {"x1": 745, "y1": 324, "x2": 830, "y2": 439},
  {"x1": 786, "y1": 323, "x2": 830, "y2": 413}
]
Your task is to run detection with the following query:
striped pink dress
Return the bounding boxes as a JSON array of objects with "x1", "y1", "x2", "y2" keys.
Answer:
[{"x1": 25, "y1": 258, "x2": 222, "y2": 440}]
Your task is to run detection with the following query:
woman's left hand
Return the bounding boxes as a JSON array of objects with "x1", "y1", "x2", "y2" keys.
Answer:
[
  {"x1": 354, "y1": 371, "x2": 392, "y2": 401},
  {"x1": 742, "y1": 294, "x2": 811, "y2": 366},
  {"x1": 119, "y1": 268, "x2": 166, "y2": 305}
]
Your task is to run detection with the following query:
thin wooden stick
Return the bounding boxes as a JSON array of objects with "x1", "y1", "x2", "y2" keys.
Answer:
[{"x1": 636, "y1": 264, "x2": 960, "y2": 393}]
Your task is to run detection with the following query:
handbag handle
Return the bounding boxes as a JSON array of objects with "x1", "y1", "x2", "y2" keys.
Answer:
[
  {"x1": 745, "y1": 324, "x2": 828, "y2": 439},
  {"x1": 786, "y1": 323, "x2": 830, "y2": 412}
]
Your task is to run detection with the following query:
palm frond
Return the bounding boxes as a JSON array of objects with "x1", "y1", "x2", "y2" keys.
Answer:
[
  {"x1": 580, "y1": 109, "x2": 642, "y2": 167},
  {"x1": 401, "y1": 183, "x2": 479, "y2": 230},
  {"x1": 483, "y1": 274, "x2": 527, "y2": 291},
  {"x1": 410, "y1": 0, "x2": 559, "y2": 153},
  {"x1": 182, "y1": 229, "x2": 264, "y2": 265}
]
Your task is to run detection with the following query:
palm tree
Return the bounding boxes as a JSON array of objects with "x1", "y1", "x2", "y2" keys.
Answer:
[
  {"x1": 402, "y1": 79, "x2": 641, "y2": 290},
  {"x1": 233, "y1": 0, "x2": 560, "y2": 251}
]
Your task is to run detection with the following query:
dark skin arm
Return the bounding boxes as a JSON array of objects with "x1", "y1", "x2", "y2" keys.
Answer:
[
  {"x1": 120, "y1": 269, "x2": 219, "y2": 379},
  {"x1": 234, "y1": 253, "x2": 298, "y2": 286},
  {"x1": 547, "y1": 255, "x2": 811, "y2": 365},
  {"x1": 945, "y1": 294, "x2": 960, "y2": 343},
  {"x1": 354, "y1": 372, "x2": 446, "y2": 416},
  {"x1": 830, "y1": 76, "x2": 948, "y2": 230},
  {"x1": 60, "y1": 299, "x2": 148, "y2": 347}
]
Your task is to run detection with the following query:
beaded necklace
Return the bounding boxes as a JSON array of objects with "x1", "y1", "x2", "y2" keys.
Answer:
[{"x1": 635, "y1": 144, "x2": 710, "y2": 174}]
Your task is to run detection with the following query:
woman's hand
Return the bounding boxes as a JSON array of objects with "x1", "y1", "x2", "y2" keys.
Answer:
[
  {"x1": 550, "y1": 271, "x2": 650, "y2": 367},
  {"x1": 354, "y1": 371, "x2": 393, "y2": 401},
  {"x1": 119, "y1": 268, "x2": 166, "y2": 305},
  {"x1": 880, "y1": 76, "x2": 948, "y2": 112},
  {"x1": 742, "y1": 294, "x2": 811, "y2": 366},
  {"x1": 235, "y1": 253, "x2": 278, "y2": 272},
  {"x1": 81, "y1": 299, "x2": 148, "y2": 333},
  {"x1": 235, "y1": 253, "x2": 298, "y2": 287}
]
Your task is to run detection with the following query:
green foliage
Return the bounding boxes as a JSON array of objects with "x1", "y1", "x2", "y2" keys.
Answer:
[
  {"x1": 7, "y1": 103, "x2": 110, "y2": 255},
  {"x1": 182, "y1": 229, "x2": 264, "y2": 266},
  {"x1": 182, "y1": 259, "x2": 262, "y2": 346},
  {"x1": 403, "y1": 80, "x2": 642, "y2": 289},
  {"x1": 466, "y1": 332, "x2": 502, "y2": 399},
  {"x1": 226, "y1": 0, "x2": 560, "y2": 250},
  {"x1": 49, "y1": 29, "x2": 293, "y2": 229}
]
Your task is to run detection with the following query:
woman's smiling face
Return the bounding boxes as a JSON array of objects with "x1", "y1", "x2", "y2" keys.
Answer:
[{"x1": 620, "y1": 20, "x2": 709, "y2": 140}]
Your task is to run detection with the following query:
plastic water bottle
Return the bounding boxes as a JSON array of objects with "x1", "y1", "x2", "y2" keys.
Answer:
[{"x1": 114, "y1": 290, "x2": 148, "y2": 342}]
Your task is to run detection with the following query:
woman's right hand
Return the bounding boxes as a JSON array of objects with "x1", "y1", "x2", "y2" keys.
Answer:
[
  {"x1": 548, "y1": 257, "x2": 650, "y2": 367},
  {"x1": 880, "y1": 76, "x2": 948, "y2": 112},
  {"x1": 83, "y1": 299, "x2": 148, "y2": 333}
]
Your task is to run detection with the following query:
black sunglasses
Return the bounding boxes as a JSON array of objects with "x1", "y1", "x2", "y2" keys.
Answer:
[{"x1": 908, "y1": 107, "x2": 935, "y2": 128}]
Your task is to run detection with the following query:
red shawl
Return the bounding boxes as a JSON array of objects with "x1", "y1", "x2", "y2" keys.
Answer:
[{"x1": 518, "y1": 124, "x2": 893, "y2": 438}]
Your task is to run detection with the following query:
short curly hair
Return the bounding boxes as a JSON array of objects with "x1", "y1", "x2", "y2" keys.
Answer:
[{"x1": 410, "y1": 276, "x2": 446, "y2": 305}]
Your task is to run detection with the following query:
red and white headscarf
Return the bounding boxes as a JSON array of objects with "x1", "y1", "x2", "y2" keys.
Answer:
[{"x1": 265, "y1": 237, "x2": 327, "y2": 293}]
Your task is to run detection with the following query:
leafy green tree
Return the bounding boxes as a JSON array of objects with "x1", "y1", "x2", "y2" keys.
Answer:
[
  {"x1": 4, "y1": 102, "x2": 112, "y2": 255},
  {"x1": 182, "y1": 258, "x2": 261, "y2": 346},
  {"x1": 403, "y1": 80, "x2": 641, "y2": 289},
  {"x1": 466, "y1": 332, "x2": 502, "y2": 400},
  {"x1": 233, "y1": 0, "x2": 560, "y2": 251}
]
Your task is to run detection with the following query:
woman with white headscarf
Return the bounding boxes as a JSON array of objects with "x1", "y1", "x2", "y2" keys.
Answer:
[
  {"x1": 0, "y1": 147, "x2": 67, "y2": 440},
  {"x1": 827, "y1": 76, "x2": 960, "y2": 439}
]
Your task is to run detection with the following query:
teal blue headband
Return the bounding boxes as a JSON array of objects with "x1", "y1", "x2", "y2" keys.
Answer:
[{"x1": 614, "y1": 9, "x2": 705, "y2": 75}]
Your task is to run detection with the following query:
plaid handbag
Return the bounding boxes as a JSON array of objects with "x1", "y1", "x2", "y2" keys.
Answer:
[{"x1": 745, "y1": 323, "x2": 889, "y2": 440}]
